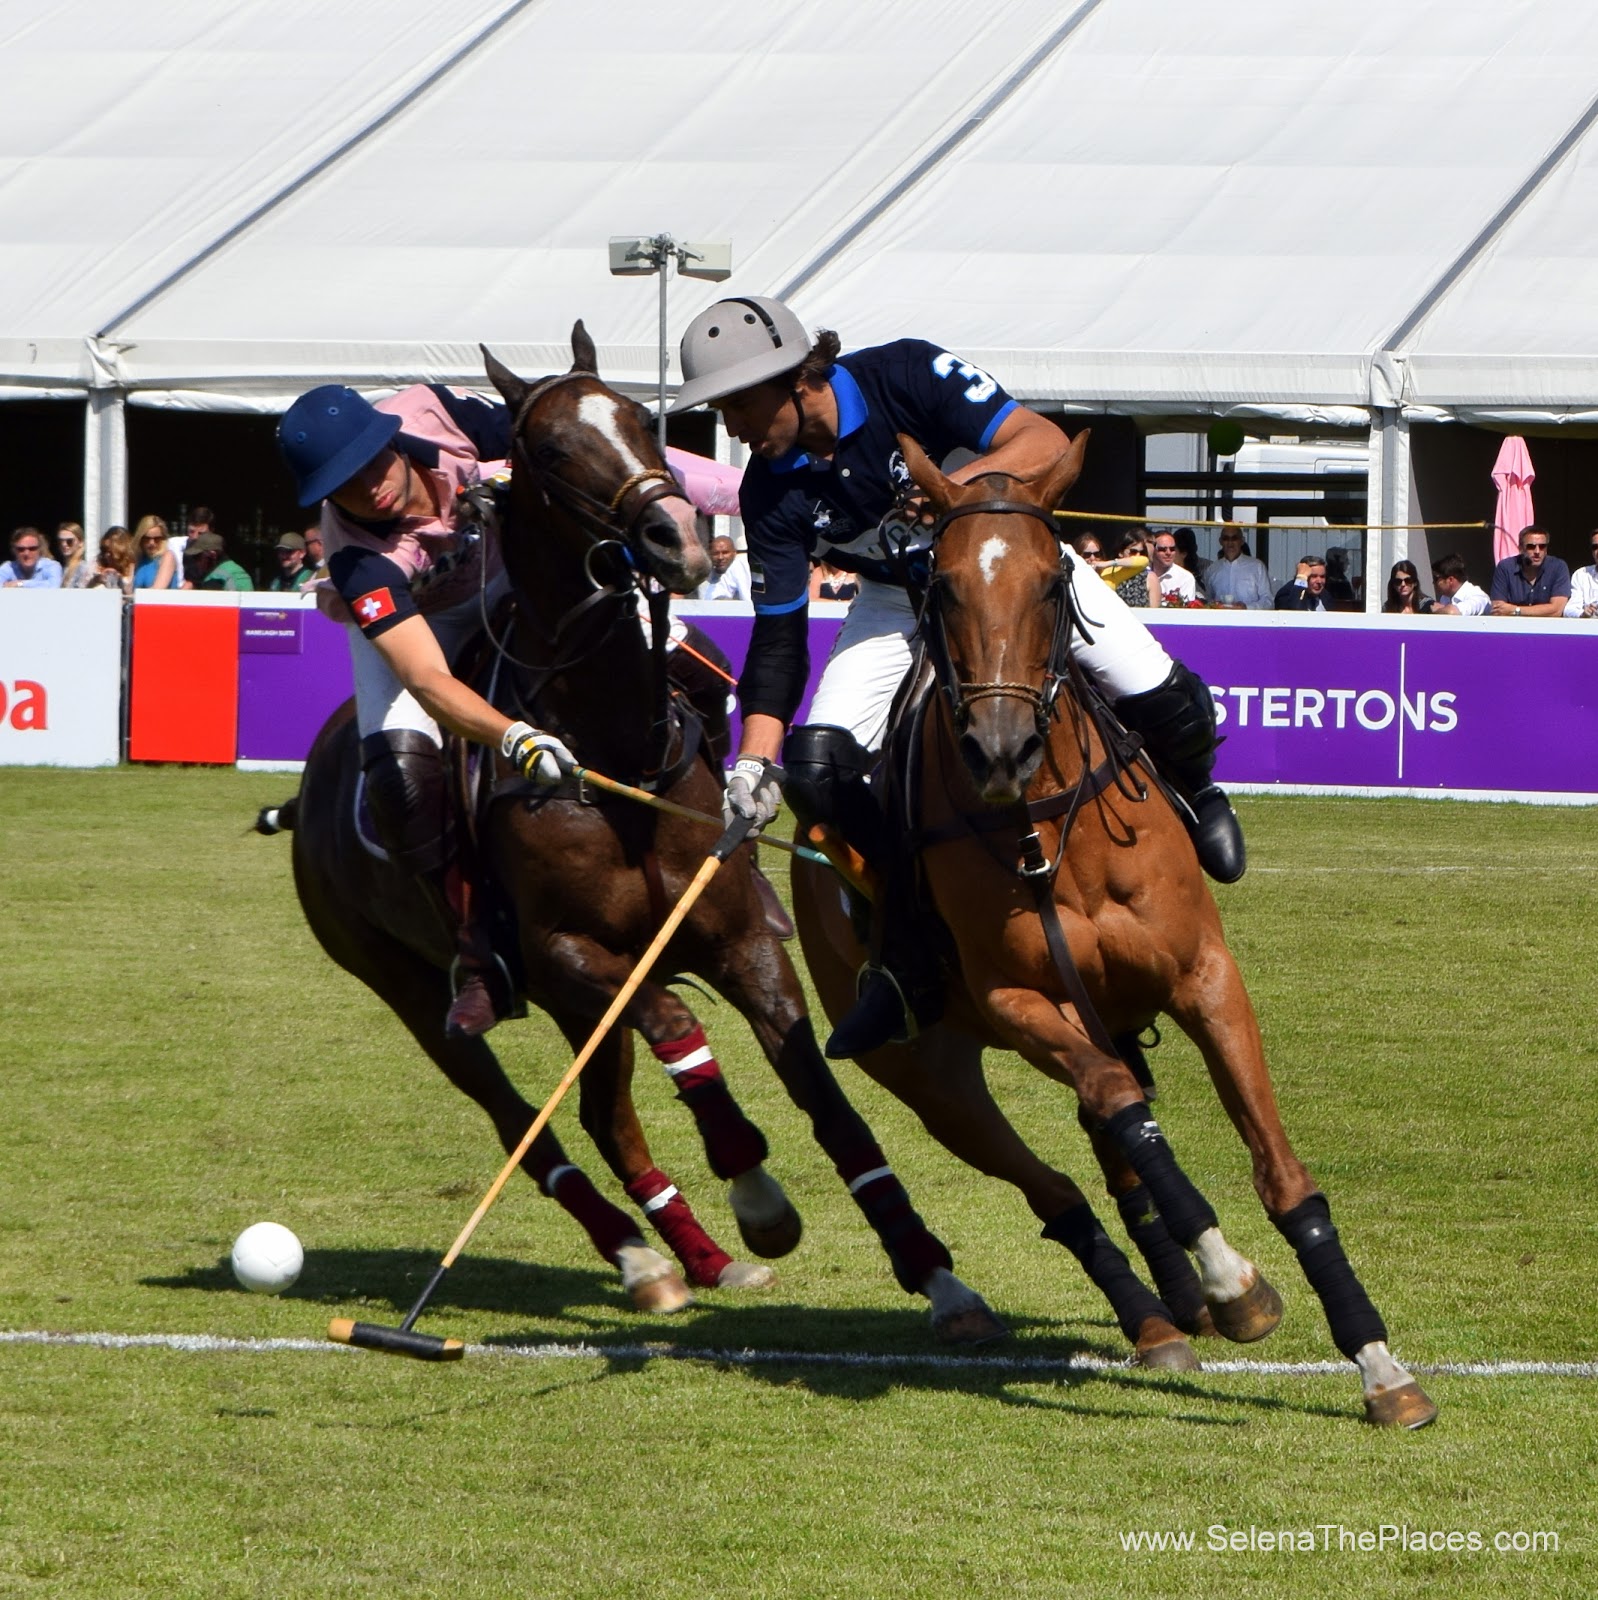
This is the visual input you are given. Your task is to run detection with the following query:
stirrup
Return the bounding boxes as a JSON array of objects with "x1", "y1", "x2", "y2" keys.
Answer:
[
  {"x1": 446, "y1": 951, "x2": 526, "y2": 1039},
  {"x1": 824, "y1": 965, "x2": 918, "y2": 1060}
]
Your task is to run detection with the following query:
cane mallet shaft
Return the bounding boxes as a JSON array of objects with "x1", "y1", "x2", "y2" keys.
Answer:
[
  {"x1": 328, "y1": 816, "x2": 756, "y2": 1361},
  {"x1": 568, "y1": 764, "x2": 833, "y2": 869}
]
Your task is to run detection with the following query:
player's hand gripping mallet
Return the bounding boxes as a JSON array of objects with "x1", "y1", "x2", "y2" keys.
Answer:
[{"x1": 328, "y1": 815, "x2": 756, "y2": 1360}]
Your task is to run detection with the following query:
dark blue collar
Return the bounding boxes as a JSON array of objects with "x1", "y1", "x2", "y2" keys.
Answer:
[{"x1": 769, "y1": 363, "x2": 869, "y2": 474}]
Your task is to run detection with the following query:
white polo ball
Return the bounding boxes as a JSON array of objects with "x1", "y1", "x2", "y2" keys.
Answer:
[{"x1": 230, "y1": 1222, "x2": 304, "y2": 1295}]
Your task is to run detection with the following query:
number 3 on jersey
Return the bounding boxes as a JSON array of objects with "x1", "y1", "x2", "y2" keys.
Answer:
[{"x1": 931, "y1": 350, "x2": 997, "y2": 403}]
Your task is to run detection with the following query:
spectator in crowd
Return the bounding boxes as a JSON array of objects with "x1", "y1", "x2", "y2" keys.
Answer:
[
  {"x1": 55, "y1": 521, "x2": 95, "y2": 588},
  {"x1": 1324, "y1": 548, "x2": 1359, "y2": 608},
  {"x1": 1430, "y1": 553, "x2": 1490, "y2": 616},
  {"x1": 1109, "y1": 527, "x2": 1150, "y2": 607},
  {"x1": 1171, "y1": 526, "x2": 1210, "y2": 593},
  {"x1": 184, "y1": 532, "x2": 252, "y2": 591},
  {"x1": 697, "y1": 533, "x2": 751, "y2": 601},
  {"x1": 133, "y1": 515, "x2": 179, "y2": 588},
  {"x1": 1382, "y1": 559, "x2": 1432, "y2": 615},
  {"x1": 1563, "y1": 528, "x2": 1598, "y2": 618},
  {"x1": 1, "y1": 527, "x2": 62, "y2": 587},
  {"x1": 302, "y1": 524, "x2": 325, "y2": 569},
  {"x1": 92, "y1": 527, "x2": 136, "y2": 595},
  {"x1": 1274, "y1": 556, "x2": 1331, "y2": 612},
  {"x1": 808, "y1": 559, "x2": 859, "y2": 603},
  {"x1": 1145, "y1": 530, "x2": 1197, "y2": 605},
  {"x1": 269, "y1": 530, "x2": 317, "y2": 592},
  {"x1": 1071, "y1": 531, "x2": 1107, "y2": 570},
  {"x1": 1203, "y1": 527, "x2": 1274, "y2": 609},
  {"x1": 1489, "y1": 524, "x2": 1569, "y2": 617}
]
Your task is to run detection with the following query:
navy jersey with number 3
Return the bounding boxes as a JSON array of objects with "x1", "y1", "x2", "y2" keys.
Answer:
[{"x1": 739, "y1": 339, "x2": 1018, "y2": 615}]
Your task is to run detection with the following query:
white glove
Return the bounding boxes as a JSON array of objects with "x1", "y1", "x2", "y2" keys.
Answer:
[
  {"x1": 723, "y1": 756, "x2": 785, "y2": 834},
  {"x1": 502, "y1": 721, "x2": 575, "y2": 785}
]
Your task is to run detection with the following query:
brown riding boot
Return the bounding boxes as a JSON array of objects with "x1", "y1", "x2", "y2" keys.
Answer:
[{"x1": 443, "y1": 869, "x2": 521, "y2": 1040}]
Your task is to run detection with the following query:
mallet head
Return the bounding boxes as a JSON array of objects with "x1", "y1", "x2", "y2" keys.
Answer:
[{"x1": 327, "y1": 1317, "x2": 465, "y2": 1361}]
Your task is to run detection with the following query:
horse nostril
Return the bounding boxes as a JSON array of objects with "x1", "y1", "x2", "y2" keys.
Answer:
[
  {"x1": 1016, "y1": 732, "x2": 1044, "y2": 772},
  {"x1": 959, "y1": 732, "x2": 990, "y2": 780}
]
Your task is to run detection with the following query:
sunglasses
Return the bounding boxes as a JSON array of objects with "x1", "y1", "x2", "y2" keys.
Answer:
[
  {"x1": 1396, "y1": 576, "x2": 1416, "y2": 585},
  {"x1": 1524, "y1": 542, "x2": 1548, "y2": 551}
]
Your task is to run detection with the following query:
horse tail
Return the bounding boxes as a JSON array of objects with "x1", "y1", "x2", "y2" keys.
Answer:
[{"x1": 253, "y1": 796, "x2": 299, "y2": 835}]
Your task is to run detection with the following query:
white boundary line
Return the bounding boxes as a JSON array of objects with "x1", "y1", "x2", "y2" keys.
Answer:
[{"x1": 2, "y1": 1329, "x2": 1593, "y2": 1379}]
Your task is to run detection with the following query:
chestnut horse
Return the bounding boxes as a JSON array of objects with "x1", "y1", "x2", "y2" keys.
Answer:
[
  {"x1": 286, "y1": 328, "x2": 996, "y2": 1334},
  {"x1": 798, "y1": 428, "x2": 1435, "y2": 1426}
]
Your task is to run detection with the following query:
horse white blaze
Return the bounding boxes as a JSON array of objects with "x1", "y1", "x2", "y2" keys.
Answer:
[
  {"x1": 1192, "y1": 1227, "x2": 1254, "y2": 1302},
  {"x1": 977, "y1": 534, "x2": 1008, "y2": 585},
  {"x1": 577, "y1": 392, "x2": 647, "y2": 475}
]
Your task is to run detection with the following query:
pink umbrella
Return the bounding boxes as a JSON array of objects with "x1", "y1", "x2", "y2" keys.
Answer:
[
  {"x1": 666, "y1": 446, "x2": 742, "y2": 517},
  {"x1": 1491, "y1": 435, "x2": 1535, "y2": 565}
]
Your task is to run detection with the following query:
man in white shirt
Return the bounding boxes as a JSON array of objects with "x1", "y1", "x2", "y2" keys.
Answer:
[
  {"x1": 1203, "y1": 529, "x2": 1274, "y2": 609},
  {"x1": 697, "y1": 534, "x2": 751, "y2": 601},
  {"x1": 1430, "y1": 553, "x2": 1490, "y2": 616},
  {"x1": 1563, "y1": 529, "x2": 1598, "y2": 617},
  {"x1": 1144, "y1": 530, "x2": 1197, "y2": 606}
]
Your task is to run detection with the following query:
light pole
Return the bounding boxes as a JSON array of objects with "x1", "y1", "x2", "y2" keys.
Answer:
[{"x1": 609, "y1": 234, "x2": 732, "y2": 450}]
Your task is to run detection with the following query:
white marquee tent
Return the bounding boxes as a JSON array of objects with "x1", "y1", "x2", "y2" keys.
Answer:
[{"x1": 8, "y1": 0, "x2": 1598, "y2": 535}]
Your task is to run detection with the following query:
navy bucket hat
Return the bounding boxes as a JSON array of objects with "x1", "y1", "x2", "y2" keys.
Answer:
[{"x1": 279, "y1": 385, "x2": 402, "y2": 507}]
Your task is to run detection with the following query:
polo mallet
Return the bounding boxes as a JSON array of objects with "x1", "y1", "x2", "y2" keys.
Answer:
[
  {"x1": 327, "y1": 815, "x2": 755, "y2": 1361},
  {"x1": 567, "y1": 763, "x2": 833, "y2": 869}
]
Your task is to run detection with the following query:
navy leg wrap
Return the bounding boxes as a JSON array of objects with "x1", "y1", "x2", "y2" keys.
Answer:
[
  {"x1": 1041, "y1": 1201, "x2": 1170, "y2": 1344},
  {"x1": 1273, "y1": 1193, "x2": 1387, "y2": 1360},
  {"x1": 1115, "y1": 1183, "x2": 1209, "y2": 1333},
  {"x1": 1102, "y1": 1103, "x2": 1218, "y2": 1249}
]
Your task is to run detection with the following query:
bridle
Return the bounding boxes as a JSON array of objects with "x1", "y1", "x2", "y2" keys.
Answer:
[{"x1": 922, "y1": 498, "x2": 1087, "y2": 742}]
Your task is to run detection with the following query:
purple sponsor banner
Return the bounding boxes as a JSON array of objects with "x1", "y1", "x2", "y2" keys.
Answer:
[
  {"x1": 229, "y1": 601, "x2": 1598, "y2": 799},
  {"x1": 240, "y1": 607, "x2": 303, "y2": 654},
  {"x1": 1148, "y1": 612, "x2": 1598, "y2": 797},
  {"x1": 237, "y1": 604, "x2": 351, "y2": 763}
]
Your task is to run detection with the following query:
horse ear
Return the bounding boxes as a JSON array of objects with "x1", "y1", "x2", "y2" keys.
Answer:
[
  {"x1": 1040, "y1": 426, "x2": 1091, "y2": 508},
  {"x1": 482, "y1": 345, "x2": 528, "y2": 411},
  {"x1": 897, "y1": 434, "x2": 957, "y2": 511},
  {"x1": 570, "y1": 320, "x2": 598, "y2": 374}
]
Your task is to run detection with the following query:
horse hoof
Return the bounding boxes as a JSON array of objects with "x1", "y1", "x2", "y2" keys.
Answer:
[
  {"x1": 1135, "y1": 1336, "x2": 1202, "y2": 1373},
  {"x1": 932, "y1": 1302, "x2": 1010, "y2": 1346},
  {"x1": 617, "y1": 1243, "x2": 694, "y2": 1314},
  {"x1": 1206, "y1": 1275, "x2": 1283, "y2": 1343},
  {"x1": 716, "y1": 1260, "x2": 777, "y2": 1291},
  {"x1": 1364, "y1": 1381, "x2": 1438, "y2": 1430},
  {"x1": 728, "y1": 1169, "x2": 803, "y2": 1259}
]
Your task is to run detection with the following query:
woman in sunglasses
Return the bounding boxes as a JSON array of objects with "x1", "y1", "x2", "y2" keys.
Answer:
[
  {"x1": 1382, "y1": 559, "x2": 1432, "y2": 615},
  {"x1": 132, "y1": 515, "x2": 179, "y2": 589},
  {"x1": 55, "y1": 521, "x2": 96, "y2": 588}
]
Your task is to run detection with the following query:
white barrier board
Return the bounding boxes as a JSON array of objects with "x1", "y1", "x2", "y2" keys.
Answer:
[{"x1": 0, "y1": 590, "x2": 124, "y2": 767}]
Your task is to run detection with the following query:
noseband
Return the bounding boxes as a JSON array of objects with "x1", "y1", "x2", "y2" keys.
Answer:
[{"x1": 924, "y1": 498, "x2": 1083, "y2": 738}]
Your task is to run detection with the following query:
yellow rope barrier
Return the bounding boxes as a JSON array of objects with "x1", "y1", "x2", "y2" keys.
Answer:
[{"x1": 1051, "y1": 508, "x2": 1492, "y2": 532}]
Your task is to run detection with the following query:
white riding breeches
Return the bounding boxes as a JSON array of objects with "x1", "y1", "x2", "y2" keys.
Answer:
[
  {"x1": 348, "y1": 573, "x2": 511, "y2": 744},
  {"x1": 803, "y1": 545, "x2": 1172, "y2": 754}
]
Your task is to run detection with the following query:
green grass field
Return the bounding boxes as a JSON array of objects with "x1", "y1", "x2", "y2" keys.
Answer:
[{"x1": 2, "y1": 768, "x2": 1594, "y2": 1597}]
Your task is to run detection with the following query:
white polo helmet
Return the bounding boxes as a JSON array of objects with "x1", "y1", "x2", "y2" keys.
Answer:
[{"x1": 670, "y1": 295, "x2": 811, "y2": 413}]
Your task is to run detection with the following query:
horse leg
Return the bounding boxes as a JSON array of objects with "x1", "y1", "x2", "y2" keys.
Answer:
[
  {"x1": 540, "y1": 932, "x2": 788, "y2": 1292},
  {"x1": 1166, "y1": 945, "x2": 1437, "y2": 1428},
  {"x1": 983, "y1": 981, "x2": 1284, "y2": 1346},
  {"x1": 1076, "y1": 1099, "x2": 1214, "y2": 1339},
  {"x1": 298, "y1": 900, "x2": 689, "y2": 1314},
  {"x1": 870, "y1": 1027, "x2": 1196, "y2": 1369}
]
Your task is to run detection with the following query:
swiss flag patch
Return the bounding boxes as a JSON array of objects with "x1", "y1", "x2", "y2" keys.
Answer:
[{"x1": 352, "y1": 587, "x2": 397, "y2": 629}]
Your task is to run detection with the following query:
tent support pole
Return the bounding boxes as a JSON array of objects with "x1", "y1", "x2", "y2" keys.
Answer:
[{"x1": 83, "y1": 389, "x2": 127, "y2": 556}]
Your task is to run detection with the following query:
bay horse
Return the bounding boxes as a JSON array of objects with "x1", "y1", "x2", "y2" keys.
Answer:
[
  {"x1": 795, "y1": 427, "x2": 1436, "y2": 1425},
  {"x1": 285, "y1": 326, "x2": 998, "y2": 1335}
]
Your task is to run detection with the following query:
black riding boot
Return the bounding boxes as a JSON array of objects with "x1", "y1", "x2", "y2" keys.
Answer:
[
  {"x1": 360, "y1": 729, "x2": 517, "y2": 1038},
  {"x1": 1114, "y1": 663, "x2": 1246, "y2": 884},
  {"x1": 784, "y1": 725, "x2": 944, "y2": 1058}
]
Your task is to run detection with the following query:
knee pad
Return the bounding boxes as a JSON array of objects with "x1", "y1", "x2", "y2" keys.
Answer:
[
  {"x1": 359, "y1": 728, "x2": 448, "y2": 871},
  {"x1": 781, "y1": 723, "x2": 885, "y2": 862}
]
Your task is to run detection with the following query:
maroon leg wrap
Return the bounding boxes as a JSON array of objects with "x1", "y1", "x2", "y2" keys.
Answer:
[
  {"x1": 653, "y1": 1024, "x2": 768, "y2": 1180},
  {"x1": 534, "y1": 1158, "x2": 641, "y2": 1265},
  {"x1": 835, "y1": 1142, "x2": 952, "y2": 1294},
  {"x1": 624, "y1": 1166, "x2": 734, "y2": 1289}
]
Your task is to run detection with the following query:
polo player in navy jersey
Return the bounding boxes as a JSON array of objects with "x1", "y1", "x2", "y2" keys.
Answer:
[{"x1": 671, "y1": 295, "x2": 1245, "y2": 1058}]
